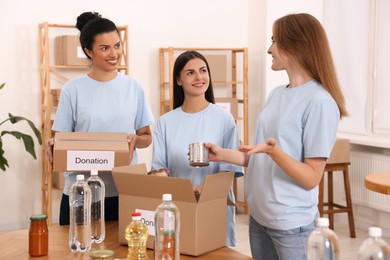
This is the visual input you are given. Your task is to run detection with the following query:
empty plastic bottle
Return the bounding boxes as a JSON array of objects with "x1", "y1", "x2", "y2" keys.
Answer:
[
  {"x1": 154, "y1": 193, "x2": 180, "y2": 260},
  {"x1": 69, "y1": 174, "x2": 92, "y2": 253},
  {"x1": 357, "y1": 227, "x2": 390, "y2": 260},
  {"x1": 125, "y1": 212, "x2": 149, "y2": 260},
  {"x1": 307, "y1": 217, "x2": 340, "y2": 260},
  {"x1": 87, "y1": 169, "x2": 105, "y2": 243}
]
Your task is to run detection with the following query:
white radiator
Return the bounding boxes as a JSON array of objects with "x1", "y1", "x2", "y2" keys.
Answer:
[{"x1": 350, "y1": 151, "x2": 390, "y2": 212}]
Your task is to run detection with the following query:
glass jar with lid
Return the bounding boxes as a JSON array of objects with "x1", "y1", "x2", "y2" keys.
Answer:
[{"x1": 29, "y1": 214, "x2": 48, "y2": 256}]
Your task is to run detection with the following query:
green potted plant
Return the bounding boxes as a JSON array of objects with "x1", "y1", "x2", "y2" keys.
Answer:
[{"x1": 0, "y1": 82, "x2": 42, "y2": 171}]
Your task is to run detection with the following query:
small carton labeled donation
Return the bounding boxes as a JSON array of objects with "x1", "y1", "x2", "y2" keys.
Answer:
[
  {"x1": 112, "y1": 164, "x2": 234, "y2": 256},
  {"x1": 53, "y1": 132, "x2": 130, "y2": 172}
]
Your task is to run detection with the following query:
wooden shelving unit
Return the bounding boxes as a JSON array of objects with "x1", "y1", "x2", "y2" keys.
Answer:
[
  {"x1": 159, "y1": 47, "x2": 249, "y2": 213},
  {"x1": 38, "y1": 22, "x2": 129, "y2": 225}
]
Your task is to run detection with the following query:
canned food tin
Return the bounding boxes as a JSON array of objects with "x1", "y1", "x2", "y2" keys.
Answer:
[{"x1": 189, "y1": 142, "x2": 209, "y2": 167}]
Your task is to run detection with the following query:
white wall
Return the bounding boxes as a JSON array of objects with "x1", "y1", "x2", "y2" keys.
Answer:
[
  {"x1": 0, "y1": 0, "x2": 323, "y2": 230},
  {"x1": 264, "y1": 0, "x2": 324, "y2": 96}
]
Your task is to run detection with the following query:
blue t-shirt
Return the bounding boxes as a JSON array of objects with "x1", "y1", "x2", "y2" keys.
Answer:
[
  {"x1": 53, "y1": 72, "x2": 155, "y2": 196},
  {"x1": 246, "y1": 80, "x2": 340, "y2": 230},
  {"x1": 152, "y1": 103, "x2": 243, "y2": 246},
  {"x1": 152, "y1": 103, "x2": 242, "y2": 183}
]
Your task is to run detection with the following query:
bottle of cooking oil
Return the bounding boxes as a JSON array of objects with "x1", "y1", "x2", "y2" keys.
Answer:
[{"x1": 125, "y1": 212, "x2": 149, "y2": 260}]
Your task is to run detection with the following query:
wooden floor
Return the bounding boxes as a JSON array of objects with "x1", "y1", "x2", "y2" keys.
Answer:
[{"x1": 234, "y1": 210, "x2": 389, "y2": 259}]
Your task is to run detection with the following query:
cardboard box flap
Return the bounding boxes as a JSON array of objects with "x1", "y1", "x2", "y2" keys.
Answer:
[
  {"x1": 199, "y1": 171, "x2": 234, "y2": 203},
  {"x1": 55, "y1": 141, "x2": 128, "y2": 150},
  {"x1": 55, "y1": 132, "x2": 128, "y2": 142},
  {"x1": 112, "y1": 164, "x2": 147, "y2": 175},
  {"x1": 112, "y1": 166, "x2": 197, "y2": 203}
]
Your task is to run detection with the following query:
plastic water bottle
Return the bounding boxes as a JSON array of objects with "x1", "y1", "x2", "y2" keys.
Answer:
[
  {"x1": 87, "y1": 170, "x2": 105, "y2": 243},
  {"x1": 154, "y1": 193, "x2": 180, "y2": 260},
  {"x1": 125, "y1": 212, "x2": 149, "y2": 260},
  {"x1": 357, "y1": 227, "x2": 390, "y2": 260},
  {"x1": 69, "y1": 174, "x2": 92, "y2": 252},
  {"x1": 307, "y1": 217, "x2": 340, "y2": 260}
]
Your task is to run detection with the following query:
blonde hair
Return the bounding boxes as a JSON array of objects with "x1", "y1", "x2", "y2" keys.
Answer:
[{"x1": 273, "y1": 13, "x2": 348, "y2": 118}]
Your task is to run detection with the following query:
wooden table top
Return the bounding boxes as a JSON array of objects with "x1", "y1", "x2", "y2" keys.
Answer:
[
  {"x1": 364, "y1": 171, "x2": 390, "y2": 195},
  {"x1": 0, "y1": 221, "x2": 252, "y2": 259}
]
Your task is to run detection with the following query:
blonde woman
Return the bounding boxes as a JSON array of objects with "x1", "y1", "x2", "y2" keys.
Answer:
[{"x1": 206, "y1": 13, "x2": 347, "y2": 259}]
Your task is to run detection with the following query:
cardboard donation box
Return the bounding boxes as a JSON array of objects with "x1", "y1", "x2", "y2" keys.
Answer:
[
  {"x1": 112, "y1": 164, "x2": 234, "y2": 256},
  {"x1": 54, "y1": 35, "x2": 89, "y2": 66},
  {"x1": 53, "y1": 132, "x2": 130, "y2": 172}
]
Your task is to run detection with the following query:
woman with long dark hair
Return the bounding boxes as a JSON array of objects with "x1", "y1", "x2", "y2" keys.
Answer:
[{"x1": 152, "y1": 50, "x2": 243, "y2": 246}]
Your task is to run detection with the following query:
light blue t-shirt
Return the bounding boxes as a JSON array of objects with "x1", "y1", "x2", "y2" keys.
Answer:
[
  {"x1": 53, "y1": 72, "x2": 155, "y2": 196},
  {"x1": 152, "y1": 103, "x2": 243, "y2": 246},
  {"x1": 246, "y1": 80, "x2": 340, "y2": 230}
]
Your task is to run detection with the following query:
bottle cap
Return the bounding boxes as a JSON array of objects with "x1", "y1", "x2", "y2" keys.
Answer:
[
  {"x1": 89, "y1": 249, "x2": 114, "y2": 258},
  {"x1": 90, "y1": 170, "x2": 98, "y2": 176},
  {"x1": 132, "y1": 212, "x2": 141, "y2": 217},
  {"x1": 132, "y1": 212, "x2": 141, "y2": 220},
  {"x1": 30, "y1": 214, "x2": 48, "y2": 221},
  {"x1": 163, "y1": 193, "x2": 172, "y2": 201},
  {"x1": 317, "y1": 217, "x2": 329, "y2": 227},
  {"x1": 369, "y1": 227, "x2": 382, "y2": 237},
  {"x1": 76, "y1": 174, "x2": 84, "y2": 181}
]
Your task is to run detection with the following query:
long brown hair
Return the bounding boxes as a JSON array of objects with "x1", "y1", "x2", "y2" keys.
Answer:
[
  {"x1": 173, "y1": 51, "x2": 215, "y2": 109},
  {"x1": 273, "y1": 13, "x2": 348, "y2": 118}
]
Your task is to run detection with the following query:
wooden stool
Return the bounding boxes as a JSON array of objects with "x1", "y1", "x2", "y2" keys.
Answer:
[{"x1": 318, "y1": 139, "x2": 356, "y2": 238}]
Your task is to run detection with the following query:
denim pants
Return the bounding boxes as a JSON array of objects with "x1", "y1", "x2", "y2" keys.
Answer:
[{"x1": 249, "y1": 215, "x2": 316, "y2": 260}]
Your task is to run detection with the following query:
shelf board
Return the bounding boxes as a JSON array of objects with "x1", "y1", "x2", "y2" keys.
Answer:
[{"x1": 214, "y1": 81, "x2": 244, "y2": 85}]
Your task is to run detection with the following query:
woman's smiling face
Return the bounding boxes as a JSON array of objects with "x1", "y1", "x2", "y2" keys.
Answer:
[{"x1": 177, "y1": 58, "x2": 210, "y2": 98}]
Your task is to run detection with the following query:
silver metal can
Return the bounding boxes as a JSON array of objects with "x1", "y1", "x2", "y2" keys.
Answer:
[{"x1": 189, "y1": 142, "x2": 209, "y2": 167}]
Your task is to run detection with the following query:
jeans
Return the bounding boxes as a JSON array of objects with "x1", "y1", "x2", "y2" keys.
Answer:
[{"x1": 249, "y1": 215, "x2": 316, "y2": 260}]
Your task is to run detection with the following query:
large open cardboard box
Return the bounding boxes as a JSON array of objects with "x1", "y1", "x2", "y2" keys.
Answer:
[
  {"x1": 53, "y1": 132, "x2": 130, "y2": 172},
  {"x1": 112, "y1": 164, "x2": 234, "y2": 256}
]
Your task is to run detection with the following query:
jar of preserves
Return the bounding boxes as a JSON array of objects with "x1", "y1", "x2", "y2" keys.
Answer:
[{"x1": 29, "y1": 214, "x2": 48, "y2": 256}]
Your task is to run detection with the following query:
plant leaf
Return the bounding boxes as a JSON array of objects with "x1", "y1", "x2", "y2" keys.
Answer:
[
  {"x1": 0, "y1": 140, "x2": 9, "y2": 171},
  {"x1": 0, "y1": 83, "x2": 4, "y2": 90},
  {"x1": 7, "y1": 114, "x2": 42, "y2": 144},
  {"x1": 1, "y1": 131, "x2": 37, "y2": 159}
]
